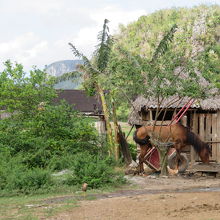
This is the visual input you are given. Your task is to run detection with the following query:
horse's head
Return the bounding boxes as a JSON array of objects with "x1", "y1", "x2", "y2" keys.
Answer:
[{"x1": 199, "y1": 143, "x2": 211, "y2": 164}]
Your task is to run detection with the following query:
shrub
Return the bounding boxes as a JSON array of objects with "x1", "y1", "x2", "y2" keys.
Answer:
[
  {"x1": 64, "y1": 153, "x2": 126, "y2": 188},
  {"x1": 0, "y1": 152, "x2": 53, "y2": 194},
  {"x1": 128, "y1": 143, "x2": 137, "y2": 161},
  {"x1": 0, "y1": 102, "x2": 100, "y2": 168}
]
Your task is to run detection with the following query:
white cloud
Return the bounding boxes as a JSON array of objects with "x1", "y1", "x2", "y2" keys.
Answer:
[
  {"x1": 0, "y1": 33, "x2": 48, "y2": 71},
  {"x1": 69, "y1": 6, "x2": 146, "y2": 58},
  {"x1": 0, "y1": 0, "x2": 219, "y2": 72},
  {"x1": 91, "y1": 5, "x2": 146, "y2": 33}
]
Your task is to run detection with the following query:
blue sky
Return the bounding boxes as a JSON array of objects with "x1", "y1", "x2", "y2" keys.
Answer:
[{"x1": 0, "y1": 0, "x2": 219, "y2": 72}]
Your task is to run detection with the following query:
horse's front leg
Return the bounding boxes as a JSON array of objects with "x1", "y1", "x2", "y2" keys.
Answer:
[
  {"x1": 138, "y1": 145, "x2": 148, "y2": 174},
  {"x1": 174, "y1": 143, "x2": 185, "y2": 170}
]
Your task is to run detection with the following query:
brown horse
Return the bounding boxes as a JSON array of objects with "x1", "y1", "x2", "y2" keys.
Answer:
[{"x1": 133, "y1": 123, "x2": 211, "y2": 173}]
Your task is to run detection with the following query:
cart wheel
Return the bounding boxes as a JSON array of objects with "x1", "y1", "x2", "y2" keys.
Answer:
[{"x1": 168, "y1": 153, "x2": 189, "y2": 173}]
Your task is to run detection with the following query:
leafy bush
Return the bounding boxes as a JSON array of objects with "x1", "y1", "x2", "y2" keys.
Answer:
[
  {"x1": 0, "y1": 102, "x2": 126, "y2": 195},
  {"x1": 0, "y1": 102, "x2": 100, "y2": 168},
  {"x1": 64, "y1": 152, "x2": 126, "y2": 188},
  {"x1": 128, "y1": 143, "x2": 137, "y2": 161},
  {"x1": 0, "y1": 151, "x2": 53, "y2": 194}
]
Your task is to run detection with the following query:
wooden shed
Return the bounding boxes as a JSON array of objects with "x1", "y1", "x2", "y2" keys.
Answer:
[{"x1": 128, "y1": 95, "x2": 220, "y2": 164}]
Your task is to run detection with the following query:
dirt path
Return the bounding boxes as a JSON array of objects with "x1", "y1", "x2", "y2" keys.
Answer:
[
  {"x1": 50, "y1": 191, "x2": 220, "y2": 220},
  {"x1": 48, "y1": 175, "x2": 220, "y2": 220}
]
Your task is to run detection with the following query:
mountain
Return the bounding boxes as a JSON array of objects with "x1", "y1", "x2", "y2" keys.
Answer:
[
  {"x1": 112, "y1": 5, "x2": 220, "y2": 87},
  {"x1": 45, "y1": 60, "x2": 83, "y2": 89}
]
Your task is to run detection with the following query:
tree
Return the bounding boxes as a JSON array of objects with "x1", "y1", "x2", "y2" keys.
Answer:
[
  {"x1": 63, "y1": 20, "x2": 132, "y2": 163},
  {"x1": 107, "y1": 20, "x2": 218, "y2": 175},
  {"x1": 0, "y1": 61, "x2": 56, "y2": 116},
  {"x1": 63, "y1": 19, "x2": 116, "y2": 157}
]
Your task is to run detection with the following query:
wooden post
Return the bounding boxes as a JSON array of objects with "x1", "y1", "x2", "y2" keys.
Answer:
[
  {"x1": 191, "y1": 111, "x2": 198, "y2": 166},
  {"x1": 112, "y1": 99, "x2": 120, "y2": 161},
  {"x1": 95, "y1": 116, "x2": 106, "y2": 135},
  {"x1": 212, "y1": 113, "x2": 218, "y2": 161},
  {"x1": 206, "y1": 114, "x2": 212, "y2": 143},
  {"x1": 149, "y1": 109, "x2": 153, "y2": 124},
  {"x1": 217, "y1": 112, "x2": 220, "y2": 163},
  {"x1": 199, "y1": 114, "x2": 205, "y2": 141},
  {"x1": 181, "y1": 115, "x2": 187, "y2": 126}
]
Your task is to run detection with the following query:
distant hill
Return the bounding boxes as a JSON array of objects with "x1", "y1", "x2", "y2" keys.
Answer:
[{"x1": 45, "y1": 60, "x2": 83, "y2": 89}]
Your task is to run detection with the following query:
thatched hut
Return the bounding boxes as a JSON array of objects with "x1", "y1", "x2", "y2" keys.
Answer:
[{"x1": 128, "y1": 95, "x2": 220, "y2": 163}]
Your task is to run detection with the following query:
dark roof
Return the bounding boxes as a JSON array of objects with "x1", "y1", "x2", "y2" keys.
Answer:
[{"x1": 54, "y1": 90, "x2": 103, "y2": 115}]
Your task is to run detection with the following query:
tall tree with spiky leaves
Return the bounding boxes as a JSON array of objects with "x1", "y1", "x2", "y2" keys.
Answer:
[{"x1": 67, "y1": 19, "x2": 116, "y2": 156}]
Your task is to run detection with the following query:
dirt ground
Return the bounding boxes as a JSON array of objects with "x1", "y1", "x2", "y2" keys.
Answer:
[{"x1": 49, "y1": 174, "x2": 220, "y2": 220}]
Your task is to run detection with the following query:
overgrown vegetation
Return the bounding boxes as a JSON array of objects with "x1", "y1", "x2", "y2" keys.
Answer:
[
  {"x1": 0, "y1": 63, "x2": 125, "y2": 196},
  {"x1": 1, "y1": 4, "x2": 219, "y2": 197}
]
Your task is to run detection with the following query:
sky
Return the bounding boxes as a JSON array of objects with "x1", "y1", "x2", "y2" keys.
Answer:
[{"x1": 0, "y1": 0, "x2": 220, "y2": 72}]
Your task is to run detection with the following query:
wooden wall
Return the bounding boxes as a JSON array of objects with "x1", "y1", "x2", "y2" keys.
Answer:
[{"x1": 191, "y1": 111, "x2": 220, "y2": 163}]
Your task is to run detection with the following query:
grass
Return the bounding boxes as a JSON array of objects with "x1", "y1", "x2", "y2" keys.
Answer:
[
  {"x1": 0, "y1": 192, "x2": 77, "y2": 220},
  {"x1": 0, "y1": 184, "x2": 130, "y2": 220},
  {"x1": 119, "y1": 122, "x2": 135, "y2": 144}
]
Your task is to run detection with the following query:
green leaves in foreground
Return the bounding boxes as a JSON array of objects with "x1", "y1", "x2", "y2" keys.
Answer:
[{"x1": 64, "y1": 153, "x2": 125, "y2": 188}]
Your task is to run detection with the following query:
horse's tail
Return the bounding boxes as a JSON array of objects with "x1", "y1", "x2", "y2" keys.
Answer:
[
  {"x1": 133, "y1": 129, "x2": 152, "y2": 147},
  {"x1": 186, "y1": 130, "x2": 204, "y2": 154}
]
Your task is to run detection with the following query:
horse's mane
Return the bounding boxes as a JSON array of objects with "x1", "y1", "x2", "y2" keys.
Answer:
[{"x1": 185, "y1": 127, "x2": 210, "y2": 154}]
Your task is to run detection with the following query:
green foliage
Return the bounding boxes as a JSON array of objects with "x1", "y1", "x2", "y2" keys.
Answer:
[
  {"x1": 0, "y1": 61, "x2": 56, "y2": 115},
  {"x1": 0, "y1": 102, "x2": 99, "y2": 168},
  {"x1": 116, "y1": 104, "x2": 130, "y2": 121},
  {"x1": 0, "y1": 151, "x2": 53, "y2": 194},
  {"x1": 64, "y1": 153, "x2": 125, "y2": 188},
  {"x1": 108, "y1": 5, "x2": 220, "y2": 106},
  {"x1": 128, "y1": 143, "x2": 137, "y2": 161},
  {"x1": 95, "y1": 19, "x2": 113, "y2": 72},
  {"x1": 0, "y1": 101, "x2": 126, "y2": 195}
]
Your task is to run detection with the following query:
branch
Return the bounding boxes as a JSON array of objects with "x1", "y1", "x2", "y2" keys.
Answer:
[
  {"x1": 151, "y1": 24, "x2": 178, "y2": 62},
  {"x1": 68, "y1": 43, "x2": 102, "y2": 76}
]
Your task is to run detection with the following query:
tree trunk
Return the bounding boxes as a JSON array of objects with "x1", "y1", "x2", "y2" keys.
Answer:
[
  {"x1": 112, "y1": 99, "x2": 120, "y2": 161},
  {"x1": 97, "y1": 85, "x2": 114, "y2": 155},
  {"x1": 158, "y1": 147, "x2": 169, "y2": 176},
  {"x1": 150, "y1": 138, "x2": 171, "y2": 176}
]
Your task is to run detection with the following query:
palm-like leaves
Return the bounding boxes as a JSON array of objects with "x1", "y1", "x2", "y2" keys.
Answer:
[{"x1": 151, "y1": 24, "x2": 178, "y2": 62}]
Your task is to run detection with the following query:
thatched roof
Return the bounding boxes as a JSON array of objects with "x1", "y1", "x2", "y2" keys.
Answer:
[{"x1": 128, "y1": 95, "x2": 220, "y2": 125}]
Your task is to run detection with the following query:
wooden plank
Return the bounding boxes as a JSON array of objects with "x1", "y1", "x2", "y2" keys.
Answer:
[
  {"x1": 217, "y1": 111, "x2": 220, "y2": 163},
  {"x1": 149, "y1": 109, "x2": 153, "y2": 121},
  {"x1": 190, "y1": 112, "x2": 193, "y2": 129},
  {"x1": 191, "y1": 112, "x2": 198, "y2": 165},
  {"x1": 199, "y1": 114, "x2": 205, "y2": 141},
  {"x1": 181, "y1": 115, "x2": 187, "y2": 126},
  {"x1": 206, "y1": 114, "x2": 212, "y2": 142},
  {"x1": 143, "y1": 120, "x2": 172, "y2": 126},
  {"x1": 212, "y1": 114, "x2": 217, "y2": 161},
  {"x1": 181, "y1": 114, "x2": 190, "y2": 152}
]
